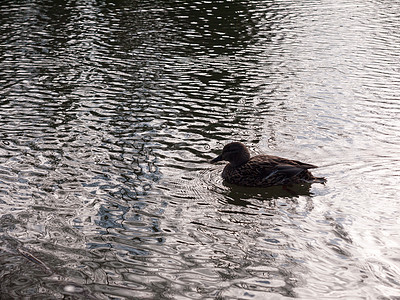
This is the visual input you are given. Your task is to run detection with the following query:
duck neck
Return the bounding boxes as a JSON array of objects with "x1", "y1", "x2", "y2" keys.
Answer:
[{"x1": 231, "y1": 151, "x2": 250, "y2": 168}]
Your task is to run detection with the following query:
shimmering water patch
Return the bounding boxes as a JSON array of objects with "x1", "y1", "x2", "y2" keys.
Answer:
[{"x1": 1, "y1": 0, "x2": 400, "y2": 299}]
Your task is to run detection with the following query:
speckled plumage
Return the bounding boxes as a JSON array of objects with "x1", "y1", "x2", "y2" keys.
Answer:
[{"x1": 211, "y1": 142, "x2": 326, "y2": 187}]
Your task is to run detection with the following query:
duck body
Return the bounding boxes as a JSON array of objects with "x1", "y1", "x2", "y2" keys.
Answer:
[{"x1": 211, "y1": 142, "x2": 326, "y2": 187}]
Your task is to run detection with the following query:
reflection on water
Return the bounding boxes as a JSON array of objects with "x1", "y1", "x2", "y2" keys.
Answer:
[{"x1": 1, "y1": 0, "x2": 400, "y2": 298}]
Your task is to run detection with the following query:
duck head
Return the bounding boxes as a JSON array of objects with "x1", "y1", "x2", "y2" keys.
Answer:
[{"x1": 210, "y1": 142, "x2": 251, "y2": 167}]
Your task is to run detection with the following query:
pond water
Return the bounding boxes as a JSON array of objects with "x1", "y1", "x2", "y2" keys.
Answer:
[{"x1": 1, "y1": 0, "x2": 400, "y2": 299}]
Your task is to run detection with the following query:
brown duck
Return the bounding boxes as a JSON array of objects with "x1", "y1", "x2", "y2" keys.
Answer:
[{"x1": 211, "y1": 142, "x2": 326, "y2": 187}]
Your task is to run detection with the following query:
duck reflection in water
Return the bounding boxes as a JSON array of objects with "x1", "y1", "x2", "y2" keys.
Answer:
[
  {"x1": 211, "y1": 142, "x2": 326, "y2": 196},
  {"x1": 223, "y1": 182, "x2": 316, "y2": 206}
]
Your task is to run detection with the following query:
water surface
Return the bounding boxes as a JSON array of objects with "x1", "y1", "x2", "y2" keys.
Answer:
[{"x1": 1, "y1": 0, "x2": 400, "y2": 299}]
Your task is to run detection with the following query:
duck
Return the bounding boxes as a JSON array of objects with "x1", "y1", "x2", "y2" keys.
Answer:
[{"x1": 210, "y1": 142, "x2": 326, "y2": 187}]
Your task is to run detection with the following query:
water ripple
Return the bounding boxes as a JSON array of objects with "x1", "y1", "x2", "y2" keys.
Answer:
[{"x1": 1, "y1": 0, "x2": 400, "y2": 298}]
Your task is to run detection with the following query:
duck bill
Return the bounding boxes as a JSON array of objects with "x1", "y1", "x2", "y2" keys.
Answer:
[{"x1": 210, "y1": 154, "x2": 223, "y2": 164}]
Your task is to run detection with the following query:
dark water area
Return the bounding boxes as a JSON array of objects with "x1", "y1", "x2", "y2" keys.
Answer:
[{"x1": 1, "y1": 0, "x2": 400, "y2": 299}]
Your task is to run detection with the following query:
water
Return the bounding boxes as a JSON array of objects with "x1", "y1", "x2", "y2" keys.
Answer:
[{"x1": 1, "y1": 0, "x2": 400, "y2": 299}]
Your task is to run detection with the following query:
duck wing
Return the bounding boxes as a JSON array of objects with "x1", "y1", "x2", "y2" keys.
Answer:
[{"x1": 243, "y1": 155, "x2": 318, "y2": 186}]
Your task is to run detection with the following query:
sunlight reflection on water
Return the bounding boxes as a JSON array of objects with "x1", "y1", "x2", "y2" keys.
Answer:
[{"x1": 1, "y1": 0, "x2": 400, "y2": 299}]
